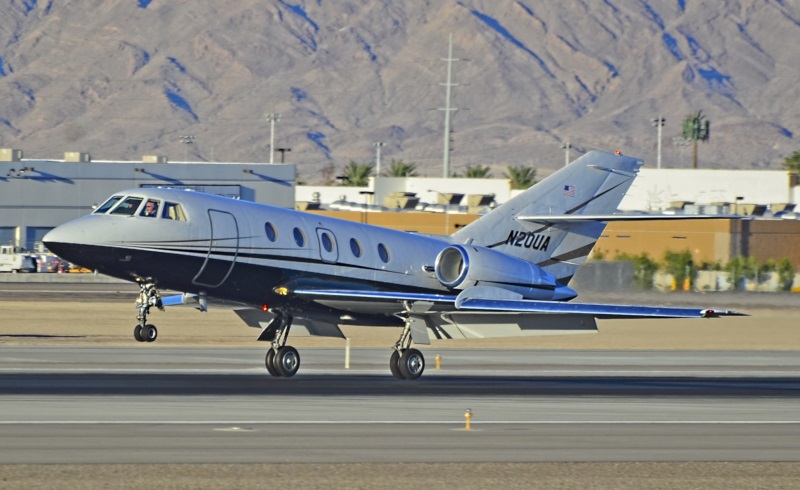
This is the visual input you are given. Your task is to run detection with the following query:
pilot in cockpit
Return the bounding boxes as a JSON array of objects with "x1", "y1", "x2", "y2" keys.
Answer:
[{"x1": 142, "y1": 200, "x2": 159, "y2": 218}]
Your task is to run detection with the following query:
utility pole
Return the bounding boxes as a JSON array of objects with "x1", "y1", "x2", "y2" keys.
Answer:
[
  {"x1": 561, "y1": 141, "x2": 571, "y2": 167},
  {"x1": 652, "y1": 116, "x2": 666, "y2": 169},
  {"x1": 439, "y1": 33, "x2": 460, "y2": 178},
  {"x1": 373, "y1": 141, "x2": 385, "y2": 176},
  {"x1": 265, "y1": 113, "x2": 281, "y2": 164}
]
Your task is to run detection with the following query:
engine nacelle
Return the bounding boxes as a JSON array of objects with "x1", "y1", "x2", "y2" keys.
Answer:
[{"x1": 434, "y1": 244, "x2": 561, "y2": 299}]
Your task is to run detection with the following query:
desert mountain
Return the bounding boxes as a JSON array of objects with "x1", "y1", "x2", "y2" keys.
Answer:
[{"x1": 0, "y1": 0, "x2": 798, "y2": 181}]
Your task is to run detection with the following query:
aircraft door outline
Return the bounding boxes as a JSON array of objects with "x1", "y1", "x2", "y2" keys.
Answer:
[
  {"x1": 193, "y1": 209, "x2": 239, "y2": 288},
  {"x1": 316, "y1": 228, "x2": 338, "y2": 263}
]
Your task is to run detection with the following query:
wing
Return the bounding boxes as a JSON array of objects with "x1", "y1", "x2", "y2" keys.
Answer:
[
  {"x1": 292, "y1": 287, "x2": 746, "y2": 319},
  {"x1": 455, "y1": 297, "x2": 745, "y2": 318},
  {"x1": 516, "y1": 214, "x2": 739, "y2": 224}
]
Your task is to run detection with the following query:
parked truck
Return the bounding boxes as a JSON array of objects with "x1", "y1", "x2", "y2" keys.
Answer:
[{"x1": 0, "y1": 245, "x2": 37, "y2": 273}]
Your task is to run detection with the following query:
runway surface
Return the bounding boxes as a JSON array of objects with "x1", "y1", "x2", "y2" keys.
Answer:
[{"x1": 1, "y1": 346, "x2": 799, "y2": 464}]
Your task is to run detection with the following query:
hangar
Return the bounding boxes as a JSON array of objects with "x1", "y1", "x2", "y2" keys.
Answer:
[{"x1": 0, "y1": 150, "x2": 295, "y2": 250}]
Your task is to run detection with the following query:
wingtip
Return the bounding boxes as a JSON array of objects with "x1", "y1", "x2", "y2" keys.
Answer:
[{"x1": 701, "y1": 308, "x2": 749, "y2": 318}]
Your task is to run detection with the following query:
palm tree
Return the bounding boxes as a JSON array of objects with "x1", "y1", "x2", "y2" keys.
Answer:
[
  {"x1": 383, "y1": 159, "x2": 418, "y2": 177},
  {"x1": 339, "y1": 161, "x2": 374, "y2": 186},
  {"x1": 682, "y1": 110, "x2": 711, "y2": 169},
  {"x1": 454, "y1": 164, "x2": 492, "y2": 178},
  {"x1": 783, "y1": 151, "x2": 800, "y2": 186},
  {"x1": 504, "y1": 165, "x2": 538, "y2": 190}
]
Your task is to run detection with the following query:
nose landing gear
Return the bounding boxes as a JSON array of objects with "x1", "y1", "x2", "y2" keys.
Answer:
[{"x1": 133, "y1": 280, "x2": 163, "y2": 343}]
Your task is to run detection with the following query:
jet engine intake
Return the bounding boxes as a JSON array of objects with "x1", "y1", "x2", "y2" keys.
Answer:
[{"x1": 434, "y1": 244, "x2": 560, "y2": 299}]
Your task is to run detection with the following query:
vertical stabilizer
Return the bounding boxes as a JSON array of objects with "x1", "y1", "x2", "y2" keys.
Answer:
[{"x1": 451, "y1": 151, "x2": 642, "y2": 283}]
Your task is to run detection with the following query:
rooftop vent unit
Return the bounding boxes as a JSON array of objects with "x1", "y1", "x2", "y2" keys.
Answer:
[
  {"x1": 0, "y1": 148, "x2": 22, "y2": 162},
  {"x1": 64, "y1": 152, "x2": 91, "y2": 163}
]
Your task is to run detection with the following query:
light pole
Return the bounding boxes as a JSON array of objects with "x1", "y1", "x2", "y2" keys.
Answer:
[
  {"x1": 561, "y1": 141, "x2": 571, "y2": 167},
  {"x1": 265, "y1": 113, "x2": 282, "y2": 164},
  {"x1": 359, "y1": 190, "x2": 374, "y2": 224},
  {"x1": 652, "y1": 116, "x2": 666, "y2": 169},
  {"x1": 179, "y1": 135, "x2": 196, "y2": 161},
  {"x1": 428, "y1": 189, "x2": 451, "y2": 235},
  {"x1": 276, "y1": 148, "x2": 291, "y2": 163},
  {"x1": 372, "y1": 141, "x2": 385, "y2": 176}
]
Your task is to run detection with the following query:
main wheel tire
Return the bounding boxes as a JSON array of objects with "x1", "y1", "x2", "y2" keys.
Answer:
[
  {"x1": 133, "y1": 325, "x2": 145, "y2": 342},
  {"x1": 389, "y1": 350, "x2": 405, "y2": 379},
  {"x1": 399, "y1": 348, "x2": 425, "y2": 380},
  {"x1": 274, "y1": 346, "x2": 300, "y2": 377},
  {"x1": 265, "y1": 348, "x2": 281, "y2": 377},
  {"x1": 144, "y1": 324, "x2": 158, "y2": 343}
]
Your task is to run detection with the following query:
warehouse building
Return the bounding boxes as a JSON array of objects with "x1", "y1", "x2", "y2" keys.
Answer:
[{"x1": 0, "y1": 149, "x2": 295, "y2": 250}]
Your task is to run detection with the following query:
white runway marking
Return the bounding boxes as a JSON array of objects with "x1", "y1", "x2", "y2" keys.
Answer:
[{"x1": 2, "y1": 420, "x2": 800, "y2": 425}]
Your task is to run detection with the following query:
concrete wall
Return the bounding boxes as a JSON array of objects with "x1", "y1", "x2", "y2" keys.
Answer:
[
  {"x1": 297, "y1": 176, "x2": 512, "y2": 209},
  {"x1": 594, "y1": 219, "x2": 800, "y2": 268},
  {"x1": 619, "y1": 168, "x2": 794, "y2": 211}
]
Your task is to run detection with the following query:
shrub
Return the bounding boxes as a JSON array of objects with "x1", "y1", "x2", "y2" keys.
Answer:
[
  {"x1": 617, "y1": 252, "x2": 659, "y2": 289},
  {"x1": 777, "y1": 258, "x2": 796, "y2": 291},
  {"x1": 663, "y1": 250, "x2": 696, "y2": 289}
]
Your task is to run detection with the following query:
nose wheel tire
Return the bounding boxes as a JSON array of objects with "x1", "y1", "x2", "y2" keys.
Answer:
[{"x1": 143, "y1": 324, "x2": 158, "y2": 342}]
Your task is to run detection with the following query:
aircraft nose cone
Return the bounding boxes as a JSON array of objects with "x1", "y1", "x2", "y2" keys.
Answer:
[{"x1": 42, "y1": 219, "x2": 89, "y2": 264}]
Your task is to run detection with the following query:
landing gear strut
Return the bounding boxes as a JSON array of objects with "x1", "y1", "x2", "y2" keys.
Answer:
[
  {"x1": 134, "y1": 280, "x2": 163, "y2": 343},
  {"x1": 263, "y1": 312, "x2": 300, "y2": 378},
  {"x1": 390, "y1": 320, "x2": 425, "y2": 380}
]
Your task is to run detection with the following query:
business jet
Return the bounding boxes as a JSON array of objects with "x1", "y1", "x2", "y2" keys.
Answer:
[{"x1": 43, "y1": 150, "x2": 743, "y2": 380}]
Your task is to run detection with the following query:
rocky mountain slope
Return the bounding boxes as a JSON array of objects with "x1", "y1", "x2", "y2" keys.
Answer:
[{"x1": 0, "y1": 0, "x2": 798, "y2": 181}]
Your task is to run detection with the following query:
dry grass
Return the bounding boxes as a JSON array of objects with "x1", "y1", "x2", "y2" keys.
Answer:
[{"x1": 1, "y1": 301, "x2": 798, "y2": 351}]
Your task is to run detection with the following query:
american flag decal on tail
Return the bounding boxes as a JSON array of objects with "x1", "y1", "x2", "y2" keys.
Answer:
[{"x1": 563, "y1": 185, "x2": 575, "y2": 197}]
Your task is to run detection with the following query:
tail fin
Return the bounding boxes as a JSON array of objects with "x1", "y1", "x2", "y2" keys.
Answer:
[{"x1": 451, "y1": 150, "x2": 642, "y2": 284}]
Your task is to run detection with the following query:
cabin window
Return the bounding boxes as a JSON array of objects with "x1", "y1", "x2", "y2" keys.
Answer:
[
  {"x1": 320, "y1": 232, "x2": 334, "y2": 253},
  {"x1": 162, "y1": 202, "x2": 186, "y2": 221},
  {"x1": 140, "y1": 199, "x2": 161, "y2": 218},
  {"x1": 94, "y1": 196, "x2": 123, "y2": 214},
  {"x1": 110, "y1": 197, "x2": 144, "y2": 216},
  {"x1": 349, "y1": 238, "x2": 362, "y2": 258},
  {"x1": 377, "y1": 243, "x2": 390, "y2": 263},
  {"x1": 293, "y1": 227, "x2": 306, "y2": 247},
  {"x1": 265, "y1": 222, "x2": 277, "y2": 242}
]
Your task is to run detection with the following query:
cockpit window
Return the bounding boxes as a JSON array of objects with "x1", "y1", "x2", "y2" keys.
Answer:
[
  {"x1": 94, "y1": 196, "x2": 123, "y2": 214},
  {"x1": 109, "y1": 197, "x2": 144, "y2": 216},
  {"x1": 140, "y1": 199, "x2": 160, "y2": 218},
  {"x1": 162, "y1": 202, "x2": 186, "y2": 221}
]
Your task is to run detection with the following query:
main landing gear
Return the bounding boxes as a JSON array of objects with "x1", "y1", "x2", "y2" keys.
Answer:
[
  {"x1": 390, "y1": 321, "x2": 425, "y2": 380},
  {"x1": 264, "y1": 312, "x2": 300, "y2": 378},
  {"x1": 133, "y1": 280, "x2": 163, "y2": 343}
]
